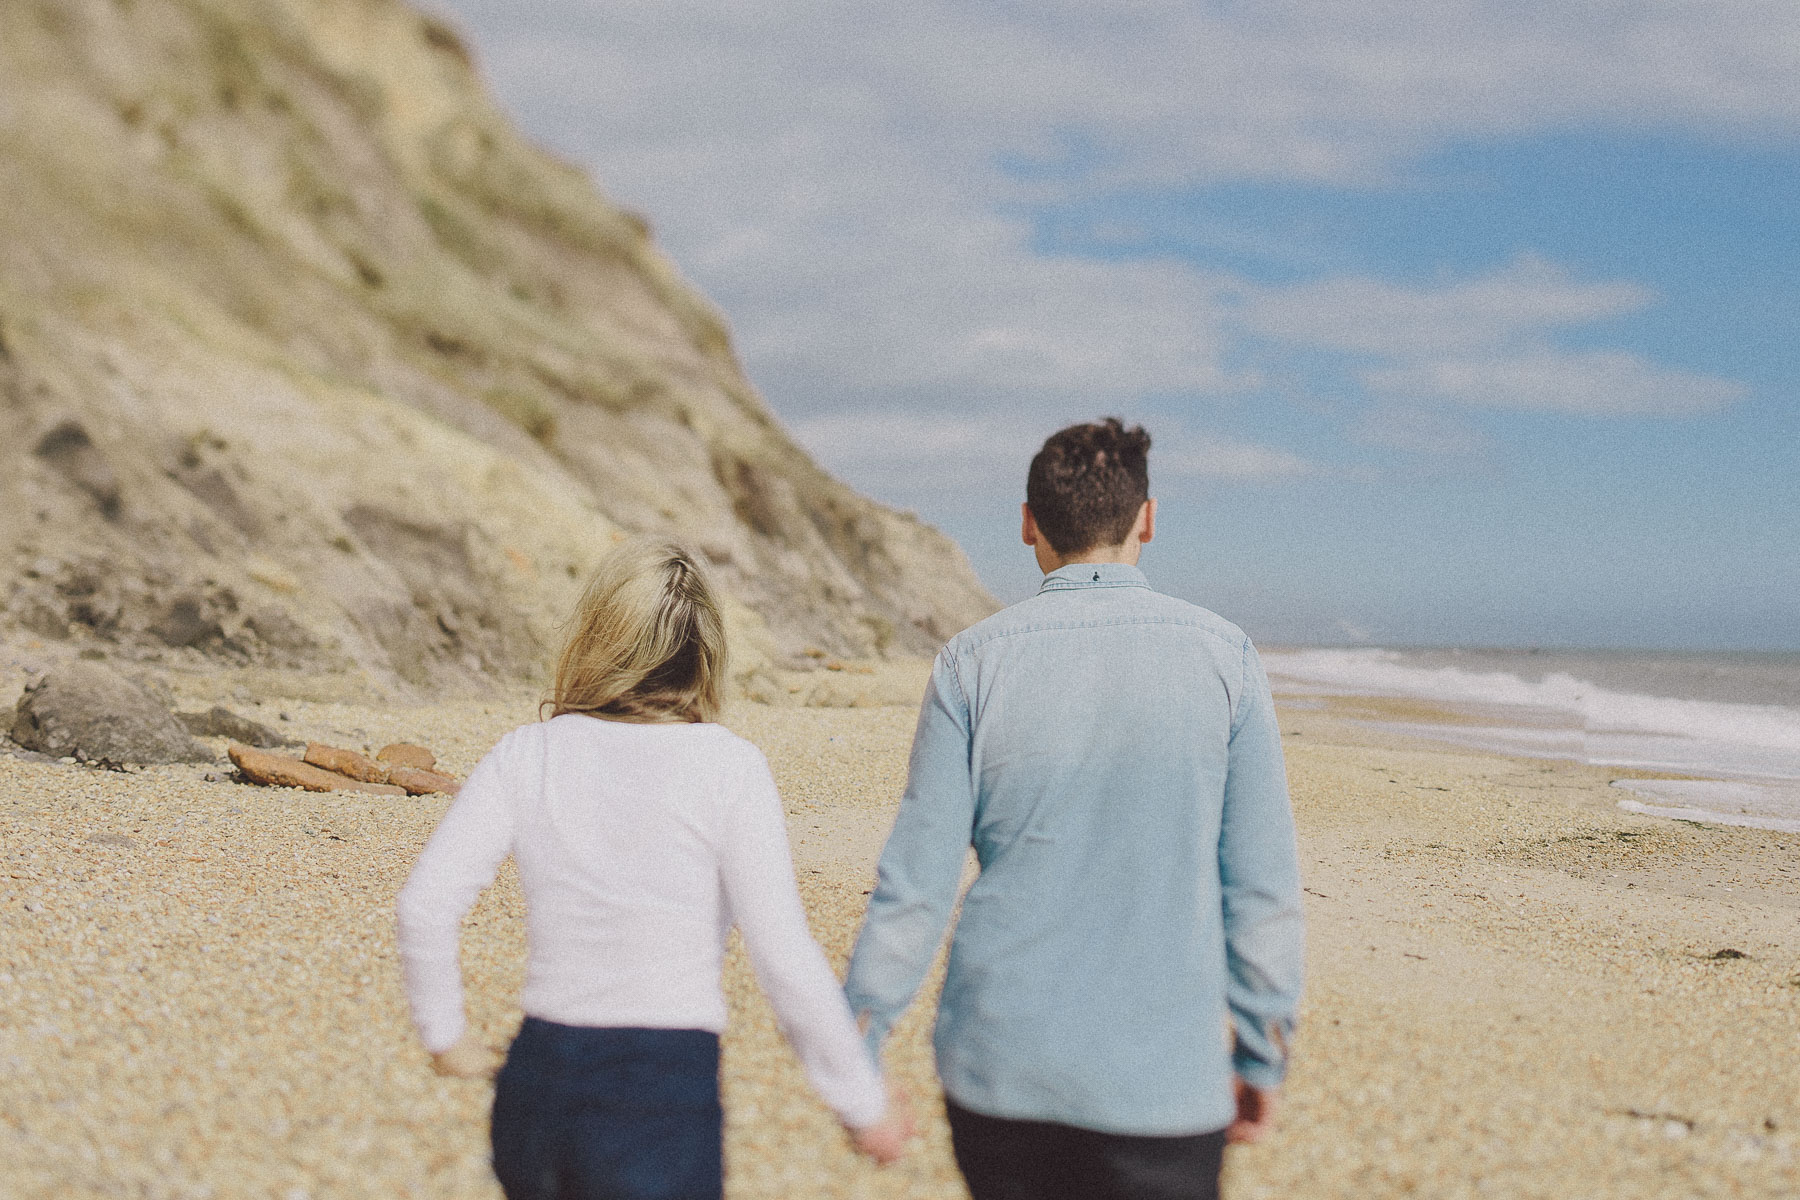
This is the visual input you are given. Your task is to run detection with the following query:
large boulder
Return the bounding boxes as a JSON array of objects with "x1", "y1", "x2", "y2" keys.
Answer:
[{"x1": 10, "y1": 662, "x2": 212, "y2": 765}]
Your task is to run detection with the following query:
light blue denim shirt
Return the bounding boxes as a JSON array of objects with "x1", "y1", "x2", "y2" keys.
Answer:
[{"x1": 843, "y1": 563, "x2": 1304, "y2": 1136}]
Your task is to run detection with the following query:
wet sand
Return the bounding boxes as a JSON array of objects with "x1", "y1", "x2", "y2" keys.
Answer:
[{"x1": 1, "y1": 672, "x2": 1795, "y2": 1198}]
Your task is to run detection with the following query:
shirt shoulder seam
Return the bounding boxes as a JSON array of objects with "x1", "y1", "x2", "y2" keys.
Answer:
[
  {"x1": 1231, "y1": 637, "x2": 1251, "y2": 734},
  {"x1": 953, "y1": 611, "x2": 1246, "y2": 657},
  {"x1": 939, "y1": 646, "x2": 973, "y2": 713}
]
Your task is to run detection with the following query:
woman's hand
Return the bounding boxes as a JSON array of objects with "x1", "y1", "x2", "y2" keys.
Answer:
[
  {"x1": 430, "y1": 1032, "x2": 498, "y2": 1079},
  {"x1": 848, "y1": 1087, "x2": 916, "y2": 1165}
]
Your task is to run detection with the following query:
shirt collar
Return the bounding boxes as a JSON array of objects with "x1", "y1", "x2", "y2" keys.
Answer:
[{"x1": 1037, "y1": 562, "x2": 1151, "y2": 593}]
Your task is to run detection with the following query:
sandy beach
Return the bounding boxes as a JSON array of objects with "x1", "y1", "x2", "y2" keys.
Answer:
[{"x1": 2, "y1": 665, "x2": 1796, "y2": 1199}]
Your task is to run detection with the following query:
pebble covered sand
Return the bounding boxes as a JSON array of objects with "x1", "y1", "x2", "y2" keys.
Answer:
[{"x1": 2, "y1": 665, "x2": 1797, "y2": 1198}]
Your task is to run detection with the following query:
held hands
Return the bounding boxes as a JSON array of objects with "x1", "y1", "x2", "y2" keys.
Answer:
[
  {"x1": 847, "y1": 1086, "x2": 916, "y2": 1165},
  {"x1": 430, "y1": 1031, "x2": 499, "y2": 1080},
  {"x1": 1227, "y1": 1076, "x2": 1279, "y2": 1144}
]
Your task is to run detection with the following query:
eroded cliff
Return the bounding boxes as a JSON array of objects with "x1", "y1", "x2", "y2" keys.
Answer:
[{"x1": 0, "y1": 0, "x2": 995, "y2": 690}]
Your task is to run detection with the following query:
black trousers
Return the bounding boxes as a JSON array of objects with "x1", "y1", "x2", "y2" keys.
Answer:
[
  {"x1": 490, "y1": 1020, "x2": 723, "y2": 1200},
  {"x1": 946, "y1": 1099, "x2": 1227, "y2": 1200}
]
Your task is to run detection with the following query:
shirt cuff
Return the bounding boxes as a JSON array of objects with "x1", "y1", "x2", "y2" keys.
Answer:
[
  {"x1": 416, "y1": 1007, "x2": 467, "y2": 1055},
  {"x1": 1232, "y1": 1048, "x2": 1287, "y2": 1090},
  {"x1": 859, "y1": 1014, "x2": 893, "y2": 1065},
  {"x1": 837, "y1": 1081, "x2": 890, "y2": 1131}
]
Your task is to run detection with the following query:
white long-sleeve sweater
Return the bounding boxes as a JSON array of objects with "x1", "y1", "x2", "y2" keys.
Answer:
[{"x1": 395, "y1": 714, "x2": 888, "y2": 1128}]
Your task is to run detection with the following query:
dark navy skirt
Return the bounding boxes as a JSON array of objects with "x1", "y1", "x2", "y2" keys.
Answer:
[{"x1": 490, "y1": 1019, "x2": 723, "y2": 1200}]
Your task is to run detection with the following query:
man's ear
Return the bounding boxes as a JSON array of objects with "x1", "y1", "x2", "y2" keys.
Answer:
[
  {"x1": 1137, "y1": 498, "x2": 1157, "y2": 545},
  {"x1": 1021, "y1": 502, "x2": 1039, "y2": 547}
]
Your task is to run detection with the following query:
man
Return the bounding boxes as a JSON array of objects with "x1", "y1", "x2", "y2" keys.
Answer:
[{"x1": 844, "y1": 418, "x2": 1304, "y2": 1200}]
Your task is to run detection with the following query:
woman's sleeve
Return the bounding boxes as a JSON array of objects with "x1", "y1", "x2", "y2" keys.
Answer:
[
  {"x1": 394, "y1": 732, "x2": 523, "y2": 1053},
  {"x1": 719, "y1": 750, "x2": 889, "y2": 1129}
]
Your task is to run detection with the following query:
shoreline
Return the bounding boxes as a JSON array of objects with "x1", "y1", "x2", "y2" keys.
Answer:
[
  {"x1": 1, "y1": 670, "x2": 1796, "y2": 1196},
  {"x1": 1277, "y1": 684, "x2": 1800, "y2": 835}
]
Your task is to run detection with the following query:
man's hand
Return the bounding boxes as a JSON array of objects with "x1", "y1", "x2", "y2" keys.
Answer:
[
  {"x1": 430, "y1": 1032, "x2": 498, "y2": 1079},
  {"x1": 848, "y1": 1087, "x2": 916, "y2": 1165},
  {"x1": 1227, "y1": 1077, "x2": 1278, "y2": 1144}
]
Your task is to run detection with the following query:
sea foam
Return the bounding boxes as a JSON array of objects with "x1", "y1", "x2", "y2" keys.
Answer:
[
  {"x1": 1261, "y1": 647, "x2": 1800, "y2": 793},
  {"x1": 1612, "y1": 780, "x2": 1800, "y2": 834},
  {"x1": 1264, "y1": 648, "x2": 1800, "y2": 761}
]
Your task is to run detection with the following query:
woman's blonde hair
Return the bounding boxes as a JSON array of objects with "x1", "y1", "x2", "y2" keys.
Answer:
[{"x1": 544, "y1": 539, "x2": 727, "y2": 724}]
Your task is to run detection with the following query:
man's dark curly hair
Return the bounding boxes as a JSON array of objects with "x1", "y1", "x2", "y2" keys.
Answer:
[{"x1": 1025, "y1": 418, "x2": 1152, "y2": 555}]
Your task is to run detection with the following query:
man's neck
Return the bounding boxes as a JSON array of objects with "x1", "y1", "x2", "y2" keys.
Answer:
[{"x1": 1036, "y1": 543, "x2": 1142, "y2": 574}]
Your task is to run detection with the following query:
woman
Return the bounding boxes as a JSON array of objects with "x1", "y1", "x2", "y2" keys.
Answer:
[{"x1": 397, "y1": 539, "x2": 910, "y2": 1199}]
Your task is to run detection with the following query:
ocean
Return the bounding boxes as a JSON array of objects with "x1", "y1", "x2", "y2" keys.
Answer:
[{"x1": 1261, "y1": 646, "x2": 1800, "y2": 833}]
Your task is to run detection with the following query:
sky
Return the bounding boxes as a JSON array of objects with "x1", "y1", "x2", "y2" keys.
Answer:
[{"x1": 426, "y1": 0, "x2": 1799, "y2": 650}]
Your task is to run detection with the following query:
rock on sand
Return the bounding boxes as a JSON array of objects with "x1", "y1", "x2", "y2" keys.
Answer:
[
  {"x1": 376, "y1": 743, "x2": 437, "y2": 771},
  {"x1": 228, "y1": 744, "x2": 406, "y2": 796},
  {"x1": 9, "y1": 661, "x2": 210, "y2": 764}
]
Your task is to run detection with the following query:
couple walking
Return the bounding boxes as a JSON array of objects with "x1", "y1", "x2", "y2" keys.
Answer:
[{"x1": 397, "y1": 418, "x2": 1306, "y2": 1200}]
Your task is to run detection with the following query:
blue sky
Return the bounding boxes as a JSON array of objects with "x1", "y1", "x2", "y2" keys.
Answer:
[{"x1": 427, "y1": 0, "x2": 1799, "y2": 649}]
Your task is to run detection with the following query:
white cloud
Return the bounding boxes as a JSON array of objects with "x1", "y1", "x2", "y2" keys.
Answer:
[
  {"x1": 790, "y1": 411, "x2": 1317, "y2": 494},
  {"x1": 789, "y1": 412, "x2": 1034, "y2": 483},
  {"x1": 1242, "y1": 255, "x2": 1745, "y2": 419},
  {"x1": 424, "y1": 0, "x2": 1772, "y2": 467},
  {"x1": 1363, "y1": 349, "x2": 1747, "y2": 415},
  {"x1": 1241, "y1": 254, "x2": 1653, "y2": 358},
  {"x1": 448, "y1": 10, "x2": 1252, "y2": 410},
  {"x1": 443, "y1": 0, "x2": 1800, "y2": 198},
  {"x1": 1155, "y1": 437, "x2": 1319, "y2": 482}
]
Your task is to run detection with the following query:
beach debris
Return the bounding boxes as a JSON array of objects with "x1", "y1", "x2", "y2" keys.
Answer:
[
  {"x1": 1701, "y1": 948, "x2": 1750, "y2": 961},
  {"x1": 227, "y1": 741, "x2": 458, "y2": 796},
  {"x1": 376, "y1": 743, "x2": 436, "y2": 771},
  {"x1": 304, "y1": 743, "x2": 390, "y2": 784},
  {"x1": 387, "y1": 765, "x2": 461, "y2": 796},
  {"x1": 10, "y1": 661, "x2": 211, "y2": 765},
  {"x1": 178, "y1": 705, "x2": 286, "y2": 748},
  {"x1": 228, "y1": 744, "x2": 405, "y2": 796},
  {"x1": 1613, "y1": 1108, "x2": 1697, "y2": 1139}
]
